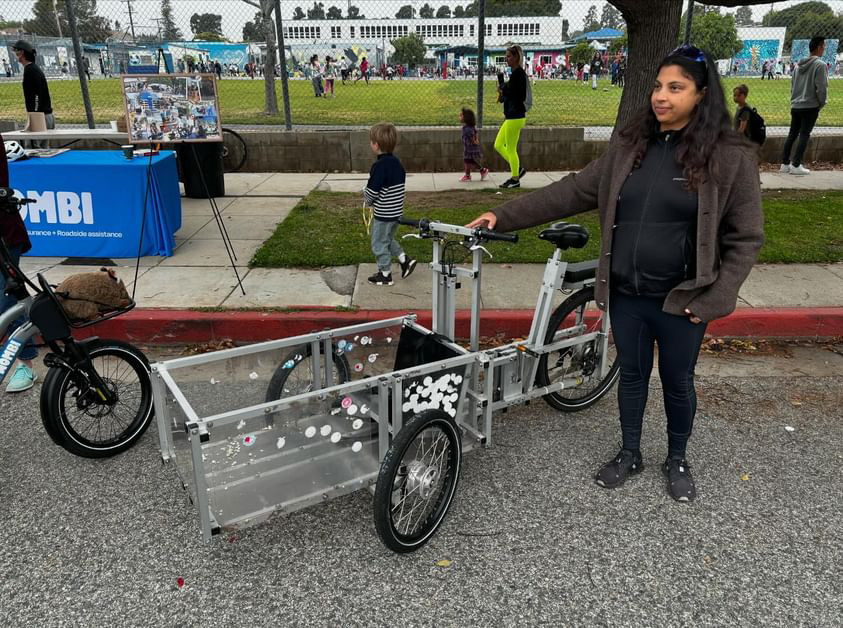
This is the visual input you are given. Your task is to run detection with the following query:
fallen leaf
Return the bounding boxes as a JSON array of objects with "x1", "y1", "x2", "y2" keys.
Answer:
[
  {"x1": 740, "y1": 472, "x2": 750, "y2": 481},
  {"x1": 435, "y1": 559, "x2": 452, "y2": 568}
]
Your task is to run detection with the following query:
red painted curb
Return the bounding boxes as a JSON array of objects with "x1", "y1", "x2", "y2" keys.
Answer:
[{"x1": 72, "y1": 307, "x2": 843, "y2": 345}]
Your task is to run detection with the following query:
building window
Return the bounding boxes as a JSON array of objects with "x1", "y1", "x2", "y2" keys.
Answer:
[
  {"x1": 536, "y1": 24, "x2": 541, "y2": 35},
  {"x1": 470, "y1": 24, "x2": 474, "y2": 37},
  {"x1": 486, "y1": 24, "x2": 492, "y2": 36},
  {"x1": 459, "y1": 25, "x2": 464, "y2": 37},
  {"x1": 495, "y1": 55, "x2": 506, "y2": 65},
  {"x1": 497, "y1": 24, "x2": 502, "y2": 36},
  {"x1": 540, "y1": 55, "x2": 552, "y2": 65},
  {"x1": 350, "y1": 26, "x2": 355, "y2": 37},
  {"x1": 331, "y1": 26, "x2": 340, "y2": 38}
]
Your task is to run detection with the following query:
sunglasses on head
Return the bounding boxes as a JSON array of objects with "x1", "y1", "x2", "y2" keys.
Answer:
[{"x1": 670, "y1": 44, "x2": 708, "y2": 68}]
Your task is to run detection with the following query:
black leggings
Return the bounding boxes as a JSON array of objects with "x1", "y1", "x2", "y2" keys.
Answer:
[
  {"x1": 782, "y1": 107, "x2": 820, "y2": 168},
  {"x1": 609, "y1": 291, "x2": 708, "y2": 458}
]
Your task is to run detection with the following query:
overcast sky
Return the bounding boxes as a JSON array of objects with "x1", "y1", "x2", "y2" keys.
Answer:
[{"x1": 6, "y1": 0, "x2": 843, "y2": 41}]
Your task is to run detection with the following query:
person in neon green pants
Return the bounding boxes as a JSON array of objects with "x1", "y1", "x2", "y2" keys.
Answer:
[{"x1": 495, "y1": 45, "x2": 528, "y2": 188}]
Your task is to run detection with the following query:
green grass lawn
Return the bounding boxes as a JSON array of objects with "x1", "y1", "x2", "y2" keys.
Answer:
[
  {"x1": 250, "y1": 188, "x2": 843, "y2": 268},
  {"x1": 1, "y1": 76, "x2": 840, "y2": 127}
]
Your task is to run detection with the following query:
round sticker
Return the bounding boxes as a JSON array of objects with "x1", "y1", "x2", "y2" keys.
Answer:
[
  {"x1": 276, "y1": 437, "x2": 286, "y2": 449},
  {"x1": 402, "y1": 402, "x2": 411, "y2": 413},
  {"x1": 282, "y1": 360, "x2": 294, "y2": 369},
  {"x1": 294, "y1": 354, "x2": 303, "y2": 362},
  {"x1": 347, "y1": 404, "x2": 358, "y2": 416},
  {"x1": 354, "y1": 362, "x2": 364, "y2": 373},
  {"x1": 330, "y1": 407, "x2": 341, "y2": 416},
  {"x1": 361, "y1": 336, "x2": 371, "y2": 346},
  {"x1": 341, "y1": 396, "x2": 353, "y2": 409},
  {"x1": 242, "y1": 434, "x2": 256, "y2": 446},
  {"x1": 359, "y1": 404, "x2": 369, "y2": 414},
  {"x1": 352, "y1": 441, "x2": 363, "y2": 453},
  {"x1": 367, "y1": 353, "x2": 378, "y2": 363},
  {"x1": 338, "y1": 340, "x2": 348, "y2": 351},
  {"x1": 386, "y1": 337, "x2": 393, "y2": 344},
  {"x1": 237, "y1": 419, "x2": 246, "y2": 430},
  {"x1": 423, "y1": 376, "x2": 433, "y2": 387},
  {"x1": 352, "y1": 418, "x2": 364, "y2": 430},
  {"x1": 330, "y1": 432, "x2": 342, "y2": 444},
  {"x1": 320, "y1": 424, "x2": 332, "y2": 437},
  {"x1": 249, "y1": 371, "x2": 259, "y2": 380},
  {"x1": 305, "y1": 426, "x2": 316, "y2": 438}
]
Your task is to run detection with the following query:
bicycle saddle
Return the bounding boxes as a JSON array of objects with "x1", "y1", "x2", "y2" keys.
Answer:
[{"x1": 538, "y1": 222, "x2": 589, "y2": 250}]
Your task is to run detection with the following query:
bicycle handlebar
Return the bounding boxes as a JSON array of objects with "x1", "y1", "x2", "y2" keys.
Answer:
[{"x1": 398, "y1": 217, "x2": 518, "y2": 244}]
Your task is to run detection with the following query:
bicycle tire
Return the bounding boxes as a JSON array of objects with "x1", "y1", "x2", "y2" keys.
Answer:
[
  {"x1": 40, "y1": 339, "x2": 154, "y2": 458},
  {"x1": 221, "y1": 127, "x2": 248, "y2": 172},
  {"x1": 535, "y1": 286, "x2": 619, "y2": 412},
  {"x1": 373, "y1": 409, "x2": 461, "y2": 553},
  {"x1": 265, "y1": 344, "x2": 351, "y2": 401}
]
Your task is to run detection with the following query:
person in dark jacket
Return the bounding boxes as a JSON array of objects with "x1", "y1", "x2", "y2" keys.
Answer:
[
  {"x1": 495, "y1": 45, "x2": 528, "y2": 188},
  {"x1": 0, "y1": 135, "x2": 38, "y2": 392},
  {"x1": 468, "y1": 45, "x2": 763, "y2": 503},
  {"x1": 12, "y1": 40, "x2": 53, "y2": 131}
]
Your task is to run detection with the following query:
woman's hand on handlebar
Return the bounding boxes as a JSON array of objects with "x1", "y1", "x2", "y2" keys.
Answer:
[{"x1": 466, "y1": 212, "x2": 497, "y2": 229}]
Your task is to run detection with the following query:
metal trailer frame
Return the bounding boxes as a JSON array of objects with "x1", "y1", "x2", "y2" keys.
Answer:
[{"x1": 153, "y1": 220, "x2": 613, "y2": 543}]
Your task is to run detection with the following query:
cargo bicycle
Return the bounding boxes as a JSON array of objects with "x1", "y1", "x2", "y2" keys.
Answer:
[
  {"x1": 0, "y1": 189, "x2": 154, "y2": 458},
  {"x1": 153, "y1": 217, "x2": 618, "y2": 551}
]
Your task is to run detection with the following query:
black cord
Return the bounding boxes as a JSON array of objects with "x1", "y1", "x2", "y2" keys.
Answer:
[{"x1": 131, "y1": 148, "x2": 155, "y2": 301}]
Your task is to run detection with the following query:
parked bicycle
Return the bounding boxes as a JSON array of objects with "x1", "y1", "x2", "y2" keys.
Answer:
[{"x1": 0, "y1": 189, "x2": 154, "y2": 458}]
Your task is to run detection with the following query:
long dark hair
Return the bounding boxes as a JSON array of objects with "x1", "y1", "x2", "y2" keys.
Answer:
[
  {"x1": 618, "y1": 47, "x2": 750, "y2": 190},
  {"x1": 461, "y1": 107, "x2": 476, "y2": 127}
]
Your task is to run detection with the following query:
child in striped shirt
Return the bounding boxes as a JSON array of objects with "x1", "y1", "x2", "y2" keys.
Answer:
[{"x1": 363, "y1": 123, "x2": 416, "y2": 286}]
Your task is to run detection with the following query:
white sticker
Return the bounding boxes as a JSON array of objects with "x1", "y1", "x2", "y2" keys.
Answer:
[
  {"x1": 454, "y1": 375, "x2": 463, "y2": 384},
  {"x1": 386, "y1": 337, "x2": 392, "y2": 344},
  {"x1": 352, "y1": 418, "x2": 363, "y2": 430},
  {"x1": 294, "y1": 354, "x2": 303, "y2": 362},
  {"x1": 237, "y1": 420, "x2": 246, "y2": 430},
  {"x1": 354, "y1": 335, "x2": 359, "y2": 341},
  {"x1": 352, "y1": 441, "x2": 363, "y2": 453},
  {"x1": 354, "y1": 362, "x2": 364, "y2": 372},
  {"x1": 249, "y1": 371, "x2": 259, "y2": 380},
  {"x1": 320, "y1": 424, "x2": 332, "y2": 437},
  {"x1": 367, "y1": 353, "x2": 378, "y2": 363},
  {"x1": 361, "y1": 336, "x2": 371, "y2": 346},
  {"x1": 305, "y1": 426, "x2": 316, "y2": 438},
  {"x1": 784, "y1": 425, "x2": 795, "y2": 432},
  {"x1": 330, "y1": 407, "x2": 341, "y2": 416},
  {"x1": 338, "y1": 340, "x2": 348, "y2": 351},
  {"x1": 423, "y1": 376, "x2": 433, "y2": 387},
  {"x1": 276, "y1": 437, "x2": 286, "y2": 449},
  {"x1": 347, "y1": 404, "x2": 358, "y2": 416},
  {"x1": 242, "y1": 434, "x2": 256, "y2": 446},
  {"x1": 330, "y1": 432, "x2": 342, "y2": 443},
  {"x1": 210, "y1": 377, "x2": 217, "y2": 385},
  {"x1": 360, "y1": 404, "x2": 369, "y2": 414}
]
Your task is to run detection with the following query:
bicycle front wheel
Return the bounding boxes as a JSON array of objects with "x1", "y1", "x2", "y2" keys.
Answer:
[
  {"x1": 40, "y1": 339, "x2": 154, "y2": 458},
  {"x1": 535, "y1": 286, "x2": 619, "y2": 412},
  {"x1": 221, "y1": 127, "x2": 247, "y2": 172}
]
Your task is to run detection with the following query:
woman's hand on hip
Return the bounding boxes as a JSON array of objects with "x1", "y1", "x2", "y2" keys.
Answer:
[{"x1": 466, "y1": 212, "x2": 497, "y2": 229}]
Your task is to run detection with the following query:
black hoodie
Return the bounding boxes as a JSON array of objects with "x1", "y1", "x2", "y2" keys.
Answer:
[{"x1": 610, "y1": 129, "x2": 698, "y2": 297}]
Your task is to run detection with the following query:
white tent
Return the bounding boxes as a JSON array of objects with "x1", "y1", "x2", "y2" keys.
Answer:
[{"x1": 589, "y1": 40, "x2": 607, "y2": 51}]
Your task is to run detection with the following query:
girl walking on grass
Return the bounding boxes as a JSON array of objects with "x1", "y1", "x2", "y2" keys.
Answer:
[{"x1": 459, "y1": 107, "x2": 488, "y2": 182}]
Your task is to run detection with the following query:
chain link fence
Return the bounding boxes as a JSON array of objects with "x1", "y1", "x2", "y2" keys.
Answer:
[{"x1": 0, "y1": 1, "x2": 841, "y2": 138}]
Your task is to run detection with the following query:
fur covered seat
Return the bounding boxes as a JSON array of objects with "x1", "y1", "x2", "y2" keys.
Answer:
[{"x1": 55, "y1": 267, "x2": 131, "y2": 322}]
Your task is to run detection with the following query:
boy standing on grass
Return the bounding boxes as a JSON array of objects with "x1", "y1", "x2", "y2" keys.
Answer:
[{"x1": 363, "y1": 123, "x2": 416, "y2": 286}]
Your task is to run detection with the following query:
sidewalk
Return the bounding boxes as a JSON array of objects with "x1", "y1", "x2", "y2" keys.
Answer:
[{"x1": 18, "y1": 170, "x2": 843, "y2": 343}]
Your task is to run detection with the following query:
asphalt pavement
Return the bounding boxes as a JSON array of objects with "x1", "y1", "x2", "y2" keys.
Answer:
[{"x1": 0, "y1": 345, "x2": 841, "y2": 626}]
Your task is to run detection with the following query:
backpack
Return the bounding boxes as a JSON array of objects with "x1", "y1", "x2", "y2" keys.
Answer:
[
  {"x1": 745, "y1": 106, "x2": 766, "y2": 145},
  {"x1": 525, "y1": 78, "x2": 533, "y2": 113}
]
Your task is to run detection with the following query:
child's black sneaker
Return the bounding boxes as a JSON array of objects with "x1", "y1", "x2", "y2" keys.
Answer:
[
  {"x1": 499, "y1": 178, "x2": 520, "y2": 189},
  {"x1": 662, "y1": 456, "x2": 696, "y2": 502},
  {"x1": 595, "y1": 448, "x2": 643, "y2": 489},
  {"x1": 399, "y1": 257, "x2": 417, "y2": 279},
  {"x1": 518, "y1": 166, "x2": 526, "y2": 179},
  {"x1": 367, "y1": 271, "x2": 393, "y2": 286}
]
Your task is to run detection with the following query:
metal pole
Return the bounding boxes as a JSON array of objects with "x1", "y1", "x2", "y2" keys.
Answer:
[
  {"x1": 274, "y1": 0, "x2": 293, "y2": 130},
  {"x1": 51, "y1": 0, "x2": 62, "y2": 37},
  {"x1": 65, "y1": 0, "x2": 95, "y2": 129},
  {"x1": 476, "y1": 0, "x2": 486, "y2": 128},
  {"x1": 127, "y1": 0, "x2": 136, "y2": 42},
  {"x1": 683, "y1": 0, "x2": 694, "y2": 45}
]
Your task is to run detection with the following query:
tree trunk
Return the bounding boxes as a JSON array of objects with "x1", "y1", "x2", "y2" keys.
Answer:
[
  {"x1": 611, "y1": 0, "x2": 683, "y2": 134},
  {"x1": 261, "y1": 2, "x2": 279, "y2": 115}
]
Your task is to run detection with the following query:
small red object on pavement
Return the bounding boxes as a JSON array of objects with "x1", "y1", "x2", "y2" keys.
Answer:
[{"x1": 176, "y1": 577, "x2": 185, "y2": 588}]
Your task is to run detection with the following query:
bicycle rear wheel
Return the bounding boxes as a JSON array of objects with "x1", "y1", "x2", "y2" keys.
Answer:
[
  {"x1": 265, "y1": 344, "x2": 350, "y2": 401},
  {"x1": 40, "y1": 339, "x2": 154, "y2": 458},
  {"x1": 535, "y1": 286, "x2": 619, "y2": 411},
  {"x1": 221, "y1": 127, "x2": 248, "y2": 172}
]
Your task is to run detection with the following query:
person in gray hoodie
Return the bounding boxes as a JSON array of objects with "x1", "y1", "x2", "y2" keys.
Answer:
[{"x1": 781, "y1": 36, "x2": 828, "y2": 175}]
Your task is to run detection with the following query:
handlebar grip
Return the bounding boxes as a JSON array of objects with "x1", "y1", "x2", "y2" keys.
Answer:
[
  {"x1": 477, "y1": 227, "x2": 518, "y2": 244},
  {"x1": 398, "y1": 218, "x2": 421, "y2": 227}
]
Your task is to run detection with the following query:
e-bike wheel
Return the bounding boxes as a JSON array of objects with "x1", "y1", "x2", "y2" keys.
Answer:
[
  {"x1": 265, "y1": 344, "x2": 351, "y2": 401},
  {"x1": 535, "y1": 286, "x2": 619, "y2": 411},
  {"x1": 40, "y1": 339, "x2": 153, "y2": 458},
  {"x1": 221, "y1": 127, "x2": 247, "y2": 172},
  {"x1": 373, "y1": 409, "x2": 461, "y2": 553}
]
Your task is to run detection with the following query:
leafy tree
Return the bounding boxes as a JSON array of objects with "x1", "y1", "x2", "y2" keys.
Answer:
[
  {"x1": 160, "y1": 0, "x2": 181, "y2": 40},
  {"x1": 24, "y1": 0, "x2": 112, "y2": 41},
  {"x1": 193, "y1": 31, "x2": 227, "y2": 41},
  {"x1": 242, "y1": 0, "x2": 279, "y2": 115},
  {"x1": 242, "y1": 10, "x2": 268, "y2": 41},
  {"x1": 569, "y1": 42, "x2": 595, "y2": 65},
  {"x1": 395, "y1": 5, "x2": 413, "y2": 18},
  {"x1": 189, "y1": 13, "x2": 223, "y2": 37},
  {"x1": 453, "y1": 6, "x2": 465, "y2": 17},
  {"x1": 0, "y1": 19, "x2": 23, "y2": 30},
  {"x1": 419, "y1": 3, "x2": 435, "y2": 18},
  {"x1": 292, "y1": 6, "x2": 305, "y2": 20},
  {"x1": 601, "y1": 3, "x2": 624, "y2": 29},
  {"x1": 785, "y1": 11, "x2": 843, "y2": 53},
  {"x1": 435, "y1": 5, "x2": 451, "y2": 18},
  {"x1": 390, "y1": 33, "x2": 426, "y2": 65},
  {"x1": 685, "y1": 10, "x2": 741, "y2": 60},
  {"x1": 307, "y1": 2, "x2": 326, "y2": 19},
  {"x1": 608, "y1": 32, "x2": 627, "y2": 53},
  {"x1": 327, "y1": 6, "x2": 343, "y2": 19},
  {"x1": 346, "y1": 5, "x2": 364, "y2": 19},
  {"x1": 734, "y1": 5, "x2": 754, "y2": 26},
  {"x1": 762, "y1": 2, "x2": 832, "y2": 27},
  {"x1": 583, "y1": 4, "x2": 601, "y2": 32},
  {"x1": 482, "y1": 0, "x2": 561, "y2": 17}
]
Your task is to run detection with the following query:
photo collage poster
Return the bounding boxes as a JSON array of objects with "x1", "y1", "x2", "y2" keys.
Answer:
[{"x1": 121, "y1": 74, "x2": 222, "y2": 143}]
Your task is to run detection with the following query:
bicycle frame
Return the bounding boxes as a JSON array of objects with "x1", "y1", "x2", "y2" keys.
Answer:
[{"x1": 0, "y1": 300, "x2": 37, "y2": 384}]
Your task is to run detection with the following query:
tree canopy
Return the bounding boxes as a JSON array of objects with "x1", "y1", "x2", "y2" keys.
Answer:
[
  {"x1": 327, "y1": 6, "x2": 343, "y2": 19},
  {"x1": 190, "y1": 13, "x2": 223, "y2": 37},
  {"x1": 24, "y1": 0, "x2": 112, "y2": 41},
  {"x1": 160, "y1": 0, "x2": 182, "y2": 40},
  {"x1": 390, "y1": 33, "x2": 426, "y2": 65},
  {"x1": 395, "y1": 5, "x2": 413, "y2": 19},
  {"x1": 686, "y1": 10, "x2": 742, "y2": 60}
]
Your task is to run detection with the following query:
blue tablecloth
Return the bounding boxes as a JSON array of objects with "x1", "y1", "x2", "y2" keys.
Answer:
[{"x1": 9, "y1": 150, "x2": 182, "y2": 258}]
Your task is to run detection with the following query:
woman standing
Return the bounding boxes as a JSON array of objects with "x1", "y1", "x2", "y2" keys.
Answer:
[
  {"x1": 469, "y1": 45, "x2": 764, "y2": 502},
  {"x1": 309, "y1": 54, "x2": 323, "y2": 97},
  {"x1": 494, "y1": 45, "x2": 528, "y2": 189}
]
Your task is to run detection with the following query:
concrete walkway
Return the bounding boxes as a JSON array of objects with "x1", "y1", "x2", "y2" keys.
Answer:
[{"x1": 17, "y1": 169, "x2": 843, "y2": 340}]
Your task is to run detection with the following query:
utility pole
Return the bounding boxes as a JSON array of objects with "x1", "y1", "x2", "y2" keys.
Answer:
[
  {"x1": 51, "y1": 0, "x2": 62, "y2": 37},
  {"x1": 127, "y1": 0, "x2": 136, "y2": 42}
]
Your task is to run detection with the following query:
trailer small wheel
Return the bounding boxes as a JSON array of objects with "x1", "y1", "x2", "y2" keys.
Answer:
[{"x1": 373, "y1": 409, "x2": 461, "y2": 553}]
